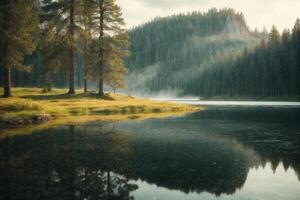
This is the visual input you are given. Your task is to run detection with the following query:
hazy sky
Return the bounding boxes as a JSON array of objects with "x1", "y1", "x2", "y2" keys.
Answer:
[{"x1": 116, "y1": 0, "x2": 300, "y2": 32}]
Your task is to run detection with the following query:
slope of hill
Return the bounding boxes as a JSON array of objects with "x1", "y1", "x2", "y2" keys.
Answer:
[{"x1": 126, "y1": 8, "x2": 267, "y2": 96}]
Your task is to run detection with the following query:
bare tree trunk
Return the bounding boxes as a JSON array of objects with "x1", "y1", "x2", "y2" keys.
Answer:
[
  {"x1": 68, "y1": 0, "x2": 75, "y2": 94},
  {"x1": 83, "y1": 76, "x2": 88, "y2": 93},
  {"x1": 3, "y1": 0, "x2": 11, "y2": 97},
  {"x1": 3, "y1": 65, "x2": 12, "y2": 97},
  {"x1": 69, "y1": 49, "x2": 75, "y2": 94},
  {"x1": 98, "y1": 1, "x2": 104, "y2": 96},
  {"x1": 83, "y1": 5, "x2": 89, "y2": 94},
  {"x1": 98, "y1": 74, "x2": 104, "y2": 95},
  {"x1": 83, "y1": 39, "x2": 88, "y2": 93}
]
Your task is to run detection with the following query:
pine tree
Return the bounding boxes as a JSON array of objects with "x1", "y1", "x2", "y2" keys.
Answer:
[
  {"x1": 93, "y1": 0, "x2": 127, "y2": 96},
  {"x1": 268, "y1": 25, "x2": 281, "y2": 47},
  {"x1": 292, "y1": 18, "x2": 300, "y2": 47},
  {"x1": 104, "y1": 35, "x2": 129, "y2": 93},
  {"x1": 0, "y1": 0, "x2": 39, "y2": 97},
  {"x1": 81, "y1": 0, "x2": 96, "y2": 93},
  {"x1": 41, "y1": 0, "x2": 82, "y2": 94},
  {"x1": 38, "y1": 26, "x2": 65, "y2": 92},
  {"x1": 292, "y1": 19, "x2": 300, "y2": 93},
  {"x1": 105, "y1": 63, "x2": 127, "y2": 93},
  {"x1": 39, "y1": 1, "x2": 65, "y2": 92}
]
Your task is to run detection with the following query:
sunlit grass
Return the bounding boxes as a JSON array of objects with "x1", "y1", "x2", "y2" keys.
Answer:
[
  {"x1": 0, "y1": 98, "x2": 43, "y2": 112},
  {"x1": 0, "y1": 87, "x2": 200, "y2": 131}
]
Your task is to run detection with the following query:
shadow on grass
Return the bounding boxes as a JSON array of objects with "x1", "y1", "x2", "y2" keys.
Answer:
[
  {"x1": 0, "y1": 95, "x2": 12, "y2": 99},
  {"x1": 22, "y1": 92, "x2": 115, "y2": 101}
]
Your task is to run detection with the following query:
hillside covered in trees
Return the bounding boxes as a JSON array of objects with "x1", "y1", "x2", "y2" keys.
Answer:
[
  {"x1": 2, "y1": 5, "x2": 300, "y2": 99},
  {"x1": 125, "y1": 8, "x2": 266, "y2": 96},
  {"x1": 183, "y1": 23, "x2": 300, "y2": 97},
  {"x1": 126, "y1": 8, "x2": 300, "y2": 98}
]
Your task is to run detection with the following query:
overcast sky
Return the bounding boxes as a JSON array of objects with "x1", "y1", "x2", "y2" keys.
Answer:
[{"x1": 116, "y1": 0, "x2": 300, "y2": 32}]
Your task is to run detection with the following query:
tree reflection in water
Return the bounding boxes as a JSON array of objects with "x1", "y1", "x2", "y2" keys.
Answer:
[
  {"x1": 0, "y1": 124, "x2": 137, "y2": 200},
  {"x1": 115, "y1": 107, "x2": 300, "y2": 195},
  {"x1": 0, "y1": 107, "x2": 300, "y2": 199}
]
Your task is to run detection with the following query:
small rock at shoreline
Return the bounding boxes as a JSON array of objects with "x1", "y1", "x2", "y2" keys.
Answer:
[{"x1": 0, "y1": 114, "x2": 52, "y2": 128}]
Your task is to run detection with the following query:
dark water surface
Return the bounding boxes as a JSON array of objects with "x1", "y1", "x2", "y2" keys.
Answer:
[{"x1": 1, "y1": 106, "x2": 300, "y2": 200}]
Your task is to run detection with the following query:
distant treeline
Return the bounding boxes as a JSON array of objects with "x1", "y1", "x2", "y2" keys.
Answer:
[
  {"x1": 183, "y1": 21, "x2": 300, "y2": 97},
  {"x1": 127, "y1": 8, "x2": 257, "y2": 71},
  {"x1": 126, "y1": 8, "x2": 300, "y2": 98},
  {"x1": 4, "y1": 51, "x2": 103, "y2": 89},
  {"x1": 2, "y1": 5, "x2": 300, "y2": 98}
]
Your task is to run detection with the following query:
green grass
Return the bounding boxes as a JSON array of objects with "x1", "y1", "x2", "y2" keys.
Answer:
[
  {"x1": 0, "y1": 99, "x2": 43, "y2": 112},
  {"x1": 0, "y1": 88, "x2": 200, "y2": 129}
]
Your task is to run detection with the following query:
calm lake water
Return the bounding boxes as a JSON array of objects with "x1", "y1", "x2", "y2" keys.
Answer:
[{"x1": 1, "y1": 104, "x2": 300, "y2": 199}]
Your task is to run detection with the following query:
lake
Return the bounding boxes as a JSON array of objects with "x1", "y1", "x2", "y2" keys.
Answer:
[{"x1": 1, "y1": 103, "x2": 300, "y2": 199}]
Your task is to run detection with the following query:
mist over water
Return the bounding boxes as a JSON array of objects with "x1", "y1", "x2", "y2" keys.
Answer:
[{"x1": 151, "y1": 98, "x2": 300, "y2": 107}]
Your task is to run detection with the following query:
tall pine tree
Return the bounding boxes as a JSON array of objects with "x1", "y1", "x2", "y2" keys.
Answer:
[
  {"x1": 0, "y1": 0, "x2": 39, "y2": 97},
  {"x1": 104, "y1": 34, "x2": 129, "y2": 93},
  {"x1": 93, "y1": 0, "x2": 127, "y2": 95},
  {"x1": 292, "y1": 19, "x2": 300, "y2": 93},
  {"x1": 81, "y1": 0, "x2": 96, "y2": 93},
  {"x1": 41, "y1": 0, "x2": 82, "y2": 94}
]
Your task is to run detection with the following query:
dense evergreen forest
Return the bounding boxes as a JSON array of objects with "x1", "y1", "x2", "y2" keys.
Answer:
[
  {"x1": 183, "y1": 23, "x2": 300, "y2": 97},
  {"x1": 126, "y1": 8, "x2": 266, "y2": 96},
  {"x1": 0, "y1": 0, "x2": 128, "y2": 97},
  {"x1": 126, "y1": 9, "x2": 300, "y2": 98},
  {"x1": 1, "y1": 5, "x2": 300, "y2": 99}
]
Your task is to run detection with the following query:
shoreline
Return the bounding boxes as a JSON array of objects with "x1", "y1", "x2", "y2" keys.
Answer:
[
  {"x1": 200, "y1": 95, "x2": 300, "y2": 102},
  {"x1": 0, "y1": 88, "x2": 200, "y2": 131},
  {"x1": 0, "y1": 111, "x2": 196, "y2": 138}
]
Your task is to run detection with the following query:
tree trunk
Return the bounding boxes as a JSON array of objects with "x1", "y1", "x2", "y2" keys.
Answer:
[
  {"x1": 98, "y1": 76, "x2": 104, "y2": 95},
  {"x1": 2, "y1": 0, "x2": 11, "y2": 97},
  {"x1": 68, "y1": 0, "x2": 75, "y2": 94},
  {"x1": 98, "y1": 1, "x2": 104, "y2": 96},
  {"x1": 69, "y1": 48, "x2": 75, "y2": 94},
  {"x1": 83, "y1": 37, "x2": 88, "y2": 93},
  {"x1": 83, "y1": 76, "x2": 88, "y2": 93},
  {"x1": 3, "y1": 66, "x2": 12, "y2": 97}
]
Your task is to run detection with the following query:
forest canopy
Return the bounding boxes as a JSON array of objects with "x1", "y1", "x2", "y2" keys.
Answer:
[
  {"x1": 1, "y1": 6, "x2": 300, "y2": 99},
  {"x1": 125, "y1": 8, "x2": 300, "y2": 98},
  {"x1": 0, "y1": 0, "x2": 128, "y2": 97}
]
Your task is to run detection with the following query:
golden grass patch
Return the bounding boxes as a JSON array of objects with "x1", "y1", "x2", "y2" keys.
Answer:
[{"x1": 0, "y1": 87, "x2": 201, "y2": 134}]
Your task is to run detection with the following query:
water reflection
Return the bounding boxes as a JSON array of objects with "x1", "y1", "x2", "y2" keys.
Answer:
[
  {"x1": 132, "y1": 163, "x2": 300, "y2": 200},
  {"x1": 0, "y1": 125, "x2": 137, "y2": 200},
  {"x1": 0, "y1": 107, "x2": 300, "y2": 199}
]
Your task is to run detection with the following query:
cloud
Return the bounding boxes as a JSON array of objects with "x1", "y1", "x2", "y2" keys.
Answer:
[
  {"x1": 116, "y1": 0, "x2": 300, "y2": 32},
  {"x1": 139, "y1": 0, "x2": 207, "y2": 9}
]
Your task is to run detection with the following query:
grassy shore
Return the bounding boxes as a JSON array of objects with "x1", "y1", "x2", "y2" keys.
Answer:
[
  {"x1": 0, "y1": 88, "x2": 199, "y2": 129},
  {"x1": 0, "y1": 112, "x2": 195, "y2": 138}
]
